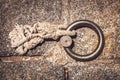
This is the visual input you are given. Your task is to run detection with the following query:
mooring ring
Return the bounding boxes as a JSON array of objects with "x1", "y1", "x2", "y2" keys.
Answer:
[{"x1": 64, "y1": 20, "x2": 105, "y2": 61}]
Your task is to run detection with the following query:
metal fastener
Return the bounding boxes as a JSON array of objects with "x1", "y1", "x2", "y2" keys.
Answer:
[
  {"x1": 60, "y1": 36, "x2": 73, "y2": 48},
  {"x1": 62, "y1": 20, "x2": 105, "y2": 61}
]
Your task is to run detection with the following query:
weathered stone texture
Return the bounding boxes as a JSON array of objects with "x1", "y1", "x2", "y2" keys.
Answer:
[{"x1": 0, "y1": 0, "x2": 120, "y2": 80}]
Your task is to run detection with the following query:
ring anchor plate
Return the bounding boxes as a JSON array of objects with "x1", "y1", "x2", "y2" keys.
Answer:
[{"x1": 60, "y1": 20, "x2": 105, "y2": 61}]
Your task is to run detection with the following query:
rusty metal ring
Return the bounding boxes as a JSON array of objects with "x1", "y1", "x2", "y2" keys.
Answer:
[{"x1": 65, "y1": 20, "x2": 105, "y2": 61}]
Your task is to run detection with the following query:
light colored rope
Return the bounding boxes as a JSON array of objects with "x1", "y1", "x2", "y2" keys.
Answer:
[{"x1": 9, "y1": 22, "x2": 76, "y2": 55}]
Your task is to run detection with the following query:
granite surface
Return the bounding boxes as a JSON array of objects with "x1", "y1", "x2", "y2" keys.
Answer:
[{"x1": 0, "y1": 0, "x2": 120, "y2": 80}]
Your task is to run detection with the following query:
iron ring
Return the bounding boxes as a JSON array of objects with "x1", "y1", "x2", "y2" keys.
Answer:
[{"x1": 65, "y1": 20, "x2": 105, "y2": 61}]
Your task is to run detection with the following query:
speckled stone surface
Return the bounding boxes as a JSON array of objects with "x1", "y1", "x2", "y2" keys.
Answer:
[{"x1": 0, "y1": 0, "x2": 120, "y2": 80}]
